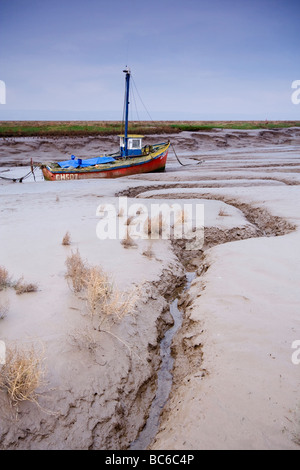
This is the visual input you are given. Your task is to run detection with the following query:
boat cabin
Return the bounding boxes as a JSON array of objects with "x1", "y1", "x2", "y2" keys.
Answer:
[{"x1": 119, "y1": 134, "x2": 144, "y2": 157}]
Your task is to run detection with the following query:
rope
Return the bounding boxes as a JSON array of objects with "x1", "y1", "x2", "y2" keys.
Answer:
[
  {"x1": 30, "y1": 158, "x2": 36, "y2": 182},
  {"x1": 131, "y1": 76, "x2": 154, "y2": 122},
  {"x1": 131, "y1": 84, "x2": 140, "y2": 122},
  {"x1": 170, "y1": 143, "x2": 205, "y2": 167},
  {"x1": 0, "y1": 165, "x2": 39, "y2": 183}
]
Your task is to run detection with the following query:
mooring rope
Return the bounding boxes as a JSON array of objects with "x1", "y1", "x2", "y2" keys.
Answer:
[
  {"x1": 0, "y1": 165, "x2": 39, "y2": 183},
  {"x1": 170, "y1": 143, "x2": 205, "y2": 167}
]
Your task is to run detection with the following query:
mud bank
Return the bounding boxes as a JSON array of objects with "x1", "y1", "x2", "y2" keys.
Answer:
[
  {"x1": 0, "y1": 175, "x2": 188, "y2": 449},
  {"x1": 0, "y1": 259, "x2": 185, "y2": 450},
  {"x1": 1, "y1": 127, "x2": 300, "y2": 167}
]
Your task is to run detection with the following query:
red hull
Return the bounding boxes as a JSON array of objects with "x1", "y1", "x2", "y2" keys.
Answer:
[{"x1": 42, "y1": 148, "x2": 168, "y2": 181}]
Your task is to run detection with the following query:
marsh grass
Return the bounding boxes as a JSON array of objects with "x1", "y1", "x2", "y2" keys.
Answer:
[
  {"x1": 175, "y1": 209, "x2": 187, "y2": 225},
  {"x1": 85, "y1": 265, "x2": 139, "y2": 328},
  {"x1": 0, "y1": 266, "x2": 38, "y2": 296},
  {"x1": 144, "y1": 214, "x2": 165, "y2": 237},
  {"x1": 1, "y1": 120, "x2": 300, "y2": 137},
  {"x1": 100, "y1": 287, "x2": 139, "y2": 323},
  {"x1": 94, "y1": 285, "x2": 140, "y2": 357},
  {"x1": 142, "y1": 245, "x2": 154, "y2": 259},
  {"x1": 0, "y1": 344, "x2": 45, "y2": 407},
  {"x1": 121, "y1": 216, "x2": 138, "y2": 248},
  {"x1": 15, "y1": 278, "x2": 38, "y2": 295},
  {"x1": 65, "y1": 250, "x2": 90, "y2": 293},
  {"x1": 65, "y1": 250, "x2": 140, "y2": 353},
  {"x1": 125, "y1": 215, "x2": 135, "y2": 226},
  {"x1": 86, "y1": 266, "x2": 112, "y2": 316},
  {"x1": 62, "y1": 231, "x2": 71, "y2": 246},
  {"x1": 218, "y1": 208, "x2": 230, "y2": 217},
  {"x1": 0, "y1": 266, "x2": 10, "y2": 290},
  {"x1": 121, "y1": 232, "x2": 138, "y2": 249}
]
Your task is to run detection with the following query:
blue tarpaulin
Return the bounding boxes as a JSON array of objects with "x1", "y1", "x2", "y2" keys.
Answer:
[{"x1": 58, "y1": 155, "x2": 115, "y2": 168}]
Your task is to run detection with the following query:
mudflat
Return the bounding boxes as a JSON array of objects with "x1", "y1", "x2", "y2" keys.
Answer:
[{"x1": 0, "y1": 127, "x2": 299, "y2": 449}]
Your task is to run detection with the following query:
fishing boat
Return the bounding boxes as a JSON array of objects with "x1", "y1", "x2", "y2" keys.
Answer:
[{"x1": 41, "y1": 67, "x2": 170, "y2": 181}]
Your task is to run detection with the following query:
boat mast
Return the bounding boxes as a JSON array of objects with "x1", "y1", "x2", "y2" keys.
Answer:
[{"x1": 123, "y1": 67, "x2": 131, "y2": 158}]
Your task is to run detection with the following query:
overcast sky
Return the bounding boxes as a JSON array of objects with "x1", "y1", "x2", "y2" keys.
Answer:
[{"x1": 0, "y1": 0, "x2": 299, "y2": 120}]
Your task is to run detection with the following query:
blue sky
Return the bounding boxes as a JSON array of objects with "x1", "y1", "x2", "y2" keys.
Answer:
[{"x1": 0, "y1": 0, "x2": 299, "y2": 120}]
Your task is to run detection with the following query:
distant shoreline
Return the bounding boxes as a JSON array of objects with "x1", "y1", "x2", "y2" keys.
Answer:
[{"x1": 1, "y1": 120, "x2": 300, "y2": 138}]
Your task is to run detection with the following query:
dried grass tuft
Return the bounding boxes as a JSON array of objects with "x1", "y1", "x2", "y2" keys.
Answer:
[
  {"x1": 65, "y1": 251, "x2": 140, "y2": 353},
  {"x1": 65, "y1": 250, "x2": 90, "y2": 293},
  {"x1": 100, "y1": 287, "x2": 139, "y2": 322},
  {"x1": 175, "y1": 209, "x2": 187, "y2": 225},
  {"x1": 144, "y1": 216, "x2": 152, "y2": 236},
  {"x1": 125, "y1": 215, "x2": 135, "y2": 226},
  {"x1": 121, "y1": 231, "x2": 137, "y2": 249},
  {"x1": 0, "y1": 344, "x2": 45, "y2": 407},
  {"x1": 144, "y1": 214, "x2": 164, "y2": 237},
  {"x1": 0, "y1": 266, "x2": 10, "y2": 291},
  {"x1": 142, "y1": 245, "x2": 154, "y2": 258},
  {"x1": 15, "y1": 278, "x2": 38, "y2": 295},
  {"x1": 117, "y1": 207, "x2": 124, "y2": 217},
  {"x1": 136, "y1": 207, "x2": 144, "y2": 215},
  {"x1": 218, "y1": 208, "x2": 230, "y2": 217},
  {"x1": 85, "y1": 266, "x2": 138, "y2": 326},
  {"x1": 86, "y1": 266, "x2": 112, "y2": 316},
  {"x1": 62, "y1": 231, "x2": 71, "y2": 246}
]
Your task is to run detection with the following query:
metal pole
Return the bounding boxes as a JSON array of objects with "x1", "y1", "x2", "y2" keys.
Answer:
[{"x1": 123, "y1": 67, "x2": 130, "y2": 157}]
